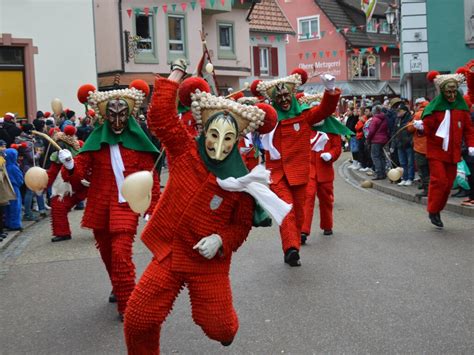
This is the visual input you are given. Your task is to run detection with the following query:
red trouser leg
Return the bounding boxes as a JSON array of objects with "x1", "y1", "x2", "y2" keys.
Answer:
[
  {"x1": 271, "y1": 177, "x2": 307, "y2": 252},
  {"x1": 188, "y1": 272, "x2": 239, "y2": 344},
  {"x1": 124, "y1": 258, "x2": 182, "y2": 355},
  {"x1": 427, "y1": 160, "x2": 457, "y2": 214},
  {"x1": 50, "y1": 194, "x2": 80, "y2": 237},
  {"x1": 94, "y1": 229, "x2": 136, "y2": 314},
  {"x1": 302, "y1": 175, "x2": 316, "y2": 235},
  {"x1": 317, "y1": 181, "x2": 334, "y2": 231}
]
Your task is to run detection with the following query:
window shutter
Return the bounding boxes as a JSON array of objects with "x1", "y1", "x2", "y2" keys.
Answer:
[
  {"x1": 270, "y1": 47, "x2": 279, "y2": 77},
  {"x1": 253, "y1": 46, "x2": 260, "y2": 77}
]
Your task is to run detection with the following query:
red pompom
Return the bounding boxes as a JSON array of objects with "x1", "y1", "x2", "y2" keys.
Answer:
[
  {"x1": 250, "y1": 80, "x2": 262, "y2": 96},
  {"x1": 63, "y1": 125, "x2": 77, "y2": 136},
  {"x1": 291, "y1": 68, "x2": 308, "y2": 84},
  {"x1": 255, "y1": 103, "x2": 277, "y2": 134},
  {"x1": 87, "y1": 109, "x2": 95, "y2": 117},
  {"x1": 21, "y1": 142, "x2": 28, "y2": 148},
  {"x1": 78, "y1": 140, "x2": 84, "y2": 148},
  {"x1": 229, "y1": 91, "x2": 244, "y2": 101},
  {"x1": 129, "y1": 79, "x2": 150, "y2": 97},
  {"x1": 49, "y1": 127, "x2": 60, "y2": 137},
  {"x1": 456, "y1": 67, "x2": 468, "y2": 75},
  {"x1": 178, "y1": 77, "x2": 210, "y2": 107},
  {"x1": 295, "y1": 92, "x2": 305, "y2": 100},
  {"x1": 426, "y1": 70, "x2": 440, "y2": 82},
  {"x1": 44, "y1": 111, "x2": 51, "y2": 118},
  {"x1": 10, "y1": 144, "x2": 18, "y2": 149},
  {"x1": 77, "y1": 84, "x2": 96, "y2": 104}
]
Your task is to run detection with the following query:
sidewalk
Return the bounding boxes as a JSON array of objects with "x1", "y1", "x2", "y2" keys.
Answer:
[
  {"x1": 344, "y1": 160, "x2": 474, "y2": 217},
  {"x1": 1, "y1": 218, "x2": 44, "y2": 252}
]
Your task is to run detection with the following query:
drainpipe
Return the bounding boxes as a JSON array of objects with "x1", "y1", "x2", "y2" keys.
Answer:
[
  {"x1": 118, "y1": 0, "x2": 125, "y2": 72},
  {"x1": 246, "y1": 0, "x2": 260, "y2": 22}
]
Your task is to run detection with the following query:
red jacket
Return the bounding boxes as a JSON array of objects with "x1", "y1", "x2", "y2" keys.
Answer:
[
  {"x1": 238, "y1": 136, "x2": 259, "y2": 171},
  {"x1": 143, "y1": 77, "x2": 254, "y2": 274},
  {"x1": 424, "y1": 108, "x2": 474, "y2": 163},
  {"x1": 180, "y1": 110, "x2": 199, "y2": 137},
  {"x1": 265, "y1": 89, "x2": 341, "y2": 186},
  {"x1": 48, "y1": 161, "x2": 88, "y2": 200},
  {"x1": 62, "y1": 145, "x2": 160, "y2": 233},
  {"x1": 310, "y1": 133, "x2": 342, "y2": 183}
]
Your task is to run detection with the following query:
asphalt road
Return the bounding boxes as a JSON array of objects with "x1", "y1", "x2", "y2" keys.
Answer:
[{"x1": 1, "y1": 154, "x2": 473, "y2": 354}]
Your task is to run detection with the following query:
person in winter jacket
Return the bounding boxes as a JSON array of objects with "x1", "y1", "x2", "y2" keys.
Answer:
[
  {"x1": 4, "y1": 148, "x2": 23, "y2": 230},
  {"x1": 367, "y1": 105, "x2": 389, "y2": 180},
  {"x1": 394, "y1": 105, "x2": 415, "y2": 185},
  {"x1": 0, "y1": 143, "x2": 16, "y2": 240}
]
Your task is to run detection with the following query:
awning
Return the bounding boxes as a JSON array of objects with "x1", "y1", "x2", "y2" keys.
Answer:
[{"x1": 302, "y1": 81, "x2": 401, "y2": 97}]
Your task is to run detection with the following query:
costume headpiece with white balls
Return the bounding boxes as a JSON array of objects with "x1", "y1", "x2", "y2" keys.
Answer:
[
  {"x1": 255, "y1": 68, "x2": 308, "y2": 101},
  {"x1": 426, "y1": 70, "x2": 465, "y2": 90}
]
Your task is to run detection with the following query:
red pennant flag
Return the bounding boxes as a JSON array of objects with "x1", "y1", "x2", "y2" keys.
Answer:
[
  {"x1": 329, "y1": 30, "x2": 334, "y2": 35},
  {"x1": 312, "y1": 52, "x2": 317, "y2": 59},
  {"x1": 255, "y1": 35, "x2": 261, "y2": 40},
  {"x1": 162, "y1": 4, "x2": 167, "y2": 12},
  {"x1": 298, "y1": 53, "x2": 303, "y2": 60},
  {"x1": 200, "y1": 0, "x2": 206, "y2": 8},
  {"x1": 221, "y1": 0, "x2": 225, "y2": 5},
  {"x1": 381, "y1": 62, "x2": 386, "y2": 67},
  {"x1": 367, "y1": 47, "x2": 373, "y2": 53},
  {"x1": 358, "y1": 25, "x2": 364, "y2": 29},
  {"x1": 397, "y1": 43, "x2": 400, "y2": 49},
  {"x1": 353, "y1": 48, "x2": 360, "y2": 55},
  {"x1": 339, "y1": 49, "x2": 345, "y2": 57},
  {"x1": 382, "y1": 45, "x2": 388, "y2": 52},
  {"x1": 269, "y1": 35, "x2": 275, "y2": 42},
  {"x1": 343, "y1": 28, "x2": 349, "y2": 34},
  {"x1": 144, "y1": 7, "x2": 149, "y2": 16},
  {"x1": 375, "y1": 23, "x2": 380, "y2": 29},
  {"x1": 126, "y1": 8, "x2": 132, "y2": 17},
  {"x1": 240, "y1": 0, "x2": 244, "y2": 3},
  {"x1": 181, "y1": 3, "x2": 187, "y2": 11},
  {"x1": 325, "y1": 51, "x2": 331, "y2": 58}
]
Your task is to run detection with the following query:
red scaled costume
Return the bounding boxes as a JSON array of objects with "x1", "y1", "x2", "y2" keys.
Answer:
[
  {"x1": 302, "y1": 132, "x2": 342, "y2": 235},
  {"x1": 263, "y1": 90, "x2": 340, "y2": 255},
  {"x1": 124, "y1": 78, "x2": 255, "y2": 353}
]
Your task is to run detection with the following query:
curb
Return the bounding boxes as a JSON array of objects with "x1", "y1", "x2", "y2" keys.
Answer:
[
  {"x1": 1, "y1": 219, "x2": 43, "y2": 252},
  {"x1": 344, "y1": 161, "x2": 474, "y2": 217}
]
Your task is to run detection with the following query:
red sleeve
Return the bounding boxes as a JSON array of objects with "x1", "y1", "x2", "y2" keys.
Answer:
[
  {"x1": 463, "y1": 111, "x2": 474, "y2": 147},
  {"x1": 466, "y1": 66, "x2": 474, "y2": 105},
  {"x1": 139, "y1": 153, "x2": 161, "y2": 215},
  {"x1": 423, "y1": 112, "x2": 438, "y2": 137},
  {"x1": 217, "y1": 194, "x2": 254, "y2": 256},
  {"x1": 324, "y1": 134, "x2": 342, "y2": 163},
  {"x1": 47, "y1": 162, "x2": 61, "y2": 188},
  {"x1": 147, "y1": 77, "x2": 194, "y2": 161},
  {"x1": 304, "y1": 89, "x2": 341, "y2": 126},
  {"x1": 61, "y1": 151, "x2": 92, "y2": 186}
]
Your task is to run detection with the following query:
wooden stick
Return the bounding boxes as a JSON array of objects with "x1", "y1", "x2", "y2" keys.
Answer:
[
  {"x1": 32, "y1": 130, "x2": 61, "y2": 151},
  {"x1": 224, "y1": 85, "x2": 249, "y2": 99}
]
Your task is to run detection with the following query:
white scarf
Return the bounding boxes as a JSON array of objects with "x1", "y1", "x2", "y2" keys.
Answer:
[
  {"x1": 216, "y1": 164, "x2": 292, "y2": 225},
  {"x1": 109, "y1": 144, "x2": 126, "y2": 203},
  {"x1": 435, "y1": 109, "x2": 451, "y2": 151},
  {"x1": 311, "y1": 131, "x2": 329, "y2": 152},
  {"x1": 260, "y1": 123, "x2": 281, "y2": 160}
]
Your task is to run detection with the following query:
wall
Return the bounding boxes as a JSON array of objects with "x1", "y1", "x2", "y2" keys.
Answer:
[
  {"x1": 426, "y1": 0, "x2": 473, "y2": 71},
  {"x1": 1, "y1": 0, "x2": 97, "y2": 116},
  {"x1": 94, "y1": 0, "x2": 122, "y2": 73},
  {"x1": 277, "y1": 0, "x2": 347, "y2": 82}
]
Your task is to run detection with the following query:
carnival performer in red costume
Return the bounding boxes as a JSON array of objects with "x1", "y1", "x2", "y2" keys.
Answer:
[
  {"x1": 47, "y1": 125, "x2": 89, "y2": 242},
  {"x1": 124, "y1": 60, "x2": 288, "y2": 354},
  {"x1": 413, "y1": 71, "x2": 474, "y2": 227},
  {"x1": 300, "y1": 98, "x2": 353, "y2": 243},
  {"x1": 256, "y1": 70, "x2": 341, "y2": 266},
  {"x1": 57, "y1": 81, "x2": 161, "y2": 318}
]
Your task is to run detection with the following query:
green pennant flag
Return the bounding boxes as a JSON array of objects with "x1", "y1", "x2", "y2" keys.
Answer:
[
  {"x1": 263, "y1": 36, "x2": 268, "y2": 42},
  {"x1": 276, "y1": 35, "x2": 281, "y2": 42},
  {"x1": 321, "y1": 30, "x2": 326, "y2": 37},
  {"x1": 332, "y1": 50, "x2": 337, "y2": 57},
  {"x1": 171, "y1": 3, "x2": 177, "y2": 11},
  {"x1": 250, "y1": 36, "x2": 255, "y2": 41},
  {"x1": 336, "y1": 28, "x2": 341, "y2": 33},
  {"x1": 375, "y1": 46, "x2": 380, "y2": 53},
  {"x1": 306, "y1": 33, "x2": 310, "y2": 39},
  {"x1": 153, "y1": 6, "x2": 158, "y2": 14},
  {"x1": 190, "y1": 1, "x2": 196, "y2": 10},
  {"x1": 319, "y1": 51, "x2": 324, "y2": 58},
  {"x1": 305, "y1": 52, "x2": 310, "y2": 59},
  {"x1": 360, "y1": 48, "x2": 367, "y2": 54},
  {"x1": 210, "y1": 0, "x2": 216, "y2": 7},
  {"x1": 231, "y1": 0, "x2": 235, "y2": 5},
  {"x1": 134, "y1": 8, "x2": 141, "y2": 15},
  {"x1": 351, "y1": 26, "x2": 357, "y2": 32}
]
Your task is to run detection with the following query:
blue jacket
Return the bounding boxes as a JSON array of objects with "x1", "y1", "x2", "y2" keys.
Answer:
[{"x1": 5, "y1": 148, "x2": 24, "y2": 188}]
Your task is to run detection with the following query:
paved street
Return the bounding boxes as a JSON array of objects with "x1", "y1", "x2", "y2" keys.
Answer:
[{"x1": 1, "y1": 154, "x2": 473, "y2": 354}]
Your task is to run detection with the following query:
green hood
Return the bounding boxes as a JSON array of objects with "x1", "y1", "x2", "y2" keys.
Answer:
[
  {"x1": 312, "y1": 116, "x2": 354, "y2": 136},
  {"x1": 422, "y1": 91, "x2": 469, "y2": 119},
  {"x1": 196, "y1": 134, "x2": 271, "y2": 227},
  {"x1": 80, "y1": 118, "x2": 158, "y2": 153}
]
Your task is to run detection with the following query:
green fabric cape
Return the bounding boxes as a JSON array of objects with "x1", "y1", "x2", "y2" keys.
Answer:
[
  {"x1": 80, "y1": 118, "x2": 158, "y2": 153},
  {"x1": 312, "y1": 116, "x2": 354, "y2": 136},
  {"x1": 178, "y1": 102, "x2": 189, "y2": 114},
  {"x1": 422, "y1": 91, "x2": 469, "y2": 119},
  {"x1": 196, "y1": 134, "x2": 272, "y2": 227},
  {"x1": 273, "y1": 95, "x2": 310, "y2": 121}
]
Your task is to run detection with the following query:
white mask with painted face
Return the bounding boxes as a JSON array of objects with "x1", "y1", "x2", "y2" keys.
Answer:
[{"x1": 204, "y1": 115, "x2": 238, "y2": 161}]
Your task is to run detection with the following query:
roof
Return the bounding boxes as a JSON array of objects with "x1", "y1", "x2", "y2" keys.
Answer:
[
  {"x1": 314, "y1": 0, "x2": 396, "y2": 47},
  {"x1": 249, "y1": 0, "x2": 295, "y2": 35}
]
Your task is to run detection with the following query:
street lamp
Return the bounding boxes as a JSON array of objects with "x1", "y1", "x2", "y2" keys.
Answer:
[
  {"x1": 385, "y1": 4, "x2": 399, "y2": 41},
  {"x1": 385, "y1": 6, "x2": 395, "y2": 25}
]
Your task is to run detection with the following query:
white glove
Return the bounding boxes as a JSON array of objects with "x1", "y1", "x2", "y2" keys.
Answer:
[
  {"x1": 412, "y1": 120, "x2": 424, "y2": 130},
  {"x1": 58, "y1": 149, "x2": 74, "y2": 170},
  {"x1": 320, "y1": 74, "x2": 336, "y2": 91},
  {"x1": 193, "y1": 234, "x2": 223, "y2": 259},
  {"x1": 321, "y1": 152, "x2": 332, "y2": 162},
  {"x1": 469, "y1": 147, "x2": 474, "y2": 156},
  {"x1": 81, "y1": 179, "x2": 90, "y2": 187},
  {"x1": 144, "y1": 214, "x2": 150, "y2": 222}
]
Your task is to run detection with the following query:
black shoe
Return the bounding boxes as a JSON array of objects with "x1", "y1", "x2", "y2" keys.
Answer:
[
  {"x1": 323, "y1": 229, "x2": 333, "y2": 236},
  {"x1": 429, "y1": 213, "x2": 444, "y2": 228},
  {"x1": 109, "y1": 291, "x2": 117, "y2": 303},
  {"x1": 221, "y1": 340, "x2": 233, "y2": 347},
  {"x1": 284, "y1": 248, "x2": 301, "y2": 267},
  {"x1": 51, "y1": 235, "x2": 72, "y2": 242},
  {"x1": 415, "y1": 190, "x2": 428, "y2": 198},
  {"x1": 452, "y1": 189, "x2": 469, "y2": 198},
  {"x1": 300, "y1": 233, "x2": 308, "y2": 245}
]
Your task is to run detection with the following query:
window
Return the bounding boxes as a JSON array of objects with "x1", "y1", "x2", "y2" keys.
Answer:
[
  {"x1": 366, "y1": 18, "x2": 378, "y2": 33},
  {"x1": 135, "y1": 13, "x2": 154, "y2": 52},
  {"x1": 379, "y1": 19, "x2": 390, "y2": 34},
  {"x1": 0, "y1": 46, "x2": 24, "y2": 66},
  {"x1": 259, "y1": 48, "x2": 269, "y2": 76},
  {"x1": 298, "y1": 16, "x2": 320, "y2": 41},
  {"x1": 350, "y1": 54, "x2": 379, "y2": 79},
  {"x1": 219, "y1": 24, "x2": 233, "y2": 50},
  {"x1": 391, "y1": 56, "x2": 400, "y2": 78},
  {"x1": 168, "y1": 15, "x2": 185, "y2": 53}
]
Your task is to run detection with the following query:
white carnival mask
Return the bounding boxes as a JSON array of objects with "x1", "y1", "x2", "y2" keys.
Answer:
[{"x1": 204, "y1": 115, "x2": 238, "y2": 161}]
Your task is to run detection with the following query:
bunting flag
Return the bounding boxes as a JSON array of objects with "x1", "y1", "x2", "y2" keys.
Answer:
[
  {"x1": 240, "y1": 0, "x2": 244, "y2": 4},
  {"x1": 190, "y1": 1, "x2": 197, "y2": 10},
  {"x1": 163, "y1": 4, "x2": 168, "y2": 12},
  {"x1": 263, "y1": 36, "x2": 268, "y2": 42},
  {"x1": 200, "y1": 0, "x2": 206, "y2": 8},
  {"x1": 325, "y1": 50, "x2": 331, "y2": 58},
  {"x1": 312, "y1": 52, "x2": 317, "y2": 59},
  {"x1": 343, "y1": 28, "x2": 350, "y2": 34},
  {"x1": 221, "y1": 0, "x2": 226, "y2": 5},
  {"x1": 134, "y1": 8, "x2": 141, "y2": 15},
  {"x1": 231, "y1": 0, "x2": 235, "y2": 5},
  {"x1": 210, "y1": 0, "x2": 216, "y2": 7},
  {"x1": 375, "y1": 46, "x2": 381, "y2": 53},
  {"x1": 353, "y1": 48, "x2": 360, "y2": 55},
  {"x1": 351, "y1": 26, "x2": 357, "y2": 33},
  {"x1": 269, "y1": 35, "x2": 275, "y2": 42},
  {"x1": 305, "y1": 52, "x2": 310, "y2": 59},
  {"x1": 171, "y1": 3, "x2": 177, "y2": 11},
  {"x1": 382, "y1": 45, "x2": 388, "y2": 52},
  {"x1": 319, "y1": 51, "x2": 324, "y2": 58},
  {"x1": 144, "y1": 6, "x2": 149, "y2": 16},
  {"x1": 381, "y1": 61, "x2": 386, "y2": 67},
  {"x1": 298, "y1": 53, "x2": 303, "y2": 59},
  {"x1": 181, "y1": 2, "x2": 188, "y2": 11},
  {"x1": 153, "y1": 6, "x2": 159, "y2": 14},
  {"x1": 126, "y1": 8, "x2": 132, "y2": 17},
  {"x1": 339, "y1": 49, "x2": 345, "y2": 57},
  {"x1": 320, "y1": 31, "x2": 326, "y2": 38},
  {"x1": 332, "y1": 50, "x2": 337, "y2": 57}
]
